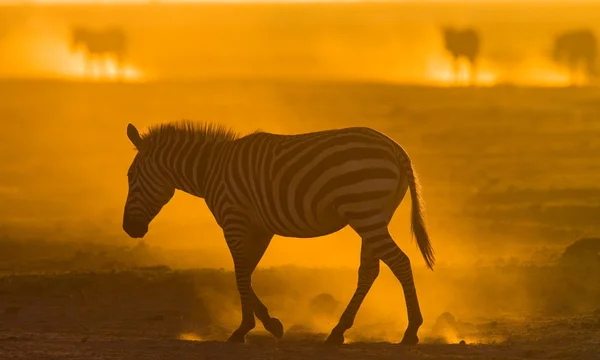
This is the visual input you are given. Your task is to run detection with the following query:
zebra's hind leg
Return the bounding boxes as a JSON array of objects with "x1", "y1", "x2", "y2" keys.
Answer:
[
  {"x1": 325, "y1": 239, "x2": 380, "y2": 346},
  {"x1": 348, "y1": 218, "x2": 424, "y2": 345}
]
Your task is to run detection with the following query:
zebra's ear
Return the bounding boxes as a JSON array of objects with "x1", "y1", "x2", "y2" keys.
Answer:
[{"x1": 127, "y1": 123, "x2": 143, "y2": 150}]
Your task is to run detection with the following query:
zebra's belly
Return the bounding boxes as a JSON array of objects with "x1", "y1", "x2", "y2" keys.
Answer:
[
  {"x1": 276, "y1": 219, "x2": 348, "y2": 238},
  {"x1": 255, "y1": 203, "x2": 348, "y2": 238}
]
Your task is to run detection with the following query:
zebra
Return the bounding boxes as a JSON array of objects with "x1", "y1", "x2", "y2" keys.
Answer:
[
  {"x1": 441, "y1": 27, "x2": 481, "y2": 85},
  {"x1": 70, "y1": 26, "x2": 127, "y2": 77},
  {"x1": 122, "y1": 121, "x2": 435, "y2": 345},
  {"x1": 552, "y1": 29, "x2": 598, "y2": 85}
]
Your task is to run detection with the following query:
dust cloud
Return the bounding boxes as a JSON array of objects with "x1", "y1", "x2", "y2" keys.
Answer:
[
  {"x1": 1, "y1": 2, "x2": 598, "y2": 84},
  {"x1": 0, "y1": 1, "x2": 599, "y2": 356}
]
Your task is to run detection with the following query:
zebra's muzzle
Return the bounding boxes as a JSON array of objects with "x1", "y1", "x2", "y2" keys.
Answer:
[{"x1": 122, "y1": 219, "x2": 148, "y2": 238}]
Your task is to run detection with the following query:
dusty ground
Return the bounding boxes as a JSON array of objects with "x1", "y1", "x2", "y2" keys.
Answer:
[
  {"x1": 0, "y1": 327, "x2": 598, "y2": 360},
  {"x1": 0, "y1": 266, "x2": 598, "y2": 360}
]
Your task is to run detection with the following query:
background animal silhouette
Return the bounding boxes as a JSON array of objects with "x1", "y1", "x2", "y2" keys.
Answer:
[
  {"x1": 441, "y1": 27, "x2": 481, "y2": 85},
  {"x1": 70, "y1": 26, "x2": 127, "y2": 77},
  {"x1": 552, "y1": 29, "x2": 598, "y2": 85}
]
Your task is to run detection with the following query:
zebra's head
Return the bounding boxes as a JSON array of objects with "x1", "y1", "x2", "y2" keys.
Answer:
[{"x1": 122, "y1": 124, "x2": 175, "y2": 239}]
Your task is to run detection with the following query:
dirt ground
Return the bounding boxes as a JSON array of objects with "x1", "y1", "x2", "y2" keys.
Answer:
[
  {"x1": 0, "y1": 327, "x2": 598, "y2": 360},
  {"x1": 0, "y1": 267, "x2": 598, "y2": 360}
]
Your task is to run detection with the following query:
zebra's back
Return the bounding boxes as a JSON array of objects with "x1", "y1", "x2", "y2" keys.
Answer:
[{"x1": 216, "y1": 127, "x2": 409, "y2": 238}]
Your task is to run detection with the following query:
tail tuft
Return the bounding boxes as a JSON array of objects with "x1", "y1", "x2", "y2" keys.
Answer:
[{"x1": 409, "y1": 170, "x2": 435, "y2": 270}]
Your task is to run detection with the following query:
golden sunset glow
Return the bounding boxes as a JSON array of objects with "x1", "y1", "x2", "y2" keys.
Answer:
[
  {"x1": 47, "y1": 35, "x2": 144, "y2": 82},
  {"x1": 65, "y1": 52, "x2": 144, "y2": 82},
  {"x1": 178, "y1": 332, "x2": 205, "y2": 342},
  {"x1": 1, "y1": 0, "x2": 600, "y2": 357},
  {"x1": 424, "y1": 54, "x2": 498, "y2": 87},
  {"x1": 0, "y1": 17, "x2": 144, "y2": 81}
]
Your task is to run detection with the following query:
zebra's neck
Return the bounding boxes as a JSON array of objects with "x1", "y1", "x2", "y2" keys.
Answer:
[{"x1": 156, "y1": 137, "x2": 227, "y2": 199}]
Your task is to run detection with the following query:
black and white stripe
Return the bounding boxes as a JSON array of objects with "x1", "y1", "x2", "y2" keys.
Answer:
[{"x1": 123, "y1": 121, "x2": 435, "y2": 345}]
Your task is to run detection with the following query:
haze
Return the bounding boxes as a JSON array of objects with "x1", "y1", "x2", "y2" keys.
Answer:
[{"x1": 0, "y1": 0, "x2": 599, "y2": 357}]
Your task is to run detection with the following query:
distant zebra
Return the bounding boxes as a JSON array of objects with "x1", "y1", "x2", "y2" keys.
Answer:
[
  {"x1": 442, "y1": 27, "x2": 481, "y2": 84},
  {"x1": 552, "y1": 29, "x2": 598, "y2": 85},
  {"x1": 122, "y1": 121, "x2": 435, "y2": 345},
  {"x1": 70, "y1": 26, "x2": 127, "y2": 76}
]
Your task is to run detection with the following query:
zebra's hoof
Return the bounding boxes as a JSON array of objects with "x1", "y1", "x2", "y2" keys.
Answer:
[
  {"x1": 399, "y1": 333, "x2": 419, "y2": 345},
  {"x1": 264, "y1": 317, "x2": 284, "y2": 339},
  {"x1": 324, "y1": 331, "x2": 344, "y2": 346},
  {"x1": 226, "y1": 331, "x2": 246, "y2": 344}
]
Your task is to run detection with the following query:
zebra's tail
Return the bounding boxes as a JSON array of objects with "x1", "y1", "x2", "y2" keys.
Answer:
[{"x1": 395, "y1": 146, "x2": 436, "y2": 270}]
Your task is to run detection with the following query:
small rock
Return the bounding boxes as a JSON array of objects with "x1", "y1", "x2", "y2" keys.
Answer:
[
  {"x1": 459, "y1": 340, "x2": 466, "y2": 345},
  {"x1": 309, "y1": 293, "x2": 340, "y2": 315},
  {"x1": 143, "y1": 314, "x2": 164, "y2": 322}
]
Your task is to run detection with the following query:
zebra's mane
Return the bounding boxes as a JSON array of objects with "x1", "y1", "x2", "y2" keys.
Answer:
[{"x1": 141, "y1": 120, "x2": 240, "y2": 145}]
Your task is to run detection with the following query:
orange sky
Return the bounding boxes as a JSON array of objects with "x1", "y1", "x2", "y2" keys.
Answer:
[{"x1": 1, "y1": 0, "x2": 599, "y2": 4}]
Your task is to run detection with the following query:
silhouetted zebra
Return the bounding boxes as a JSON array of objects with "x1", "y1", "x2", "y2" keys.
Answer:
[
  {"x1": 70, "y1": 26, "x2": 127, "y2": 76},
  {"x1": 552, "y1": 29, "x2": 598, "y2": 85},
  {"x1": 442, "y1": 27, "x2": 481, "y2": 84},
  {"x1": 122, "y1": 121, "x2": 435, "y2": 345}
]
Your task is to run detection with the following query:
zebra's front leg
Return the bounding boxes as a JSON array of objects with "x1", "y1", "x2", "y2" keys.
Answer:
[
  {"x1": 246, "y1": 232, "x2": 284, "y2": 340},
  {"x1": 224, "y1": 228, "x2": 282, "y2": 343},
  {"x1": 325, "y1": 240, "x2": 379, "y2": 346},
  {"x1": 224, "y1": 229, "x2": 255, "y2": 343}
]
